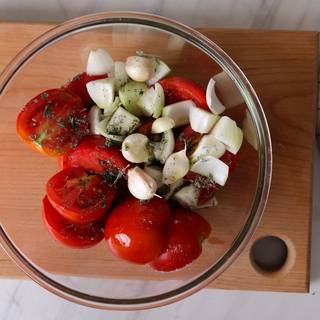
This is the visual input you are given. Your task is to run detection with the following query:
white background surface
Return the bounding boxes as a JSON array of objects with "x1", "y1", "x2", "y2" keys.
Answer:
[{"x1": 0, "y1": 0, "x2": 320, "y2": 319}]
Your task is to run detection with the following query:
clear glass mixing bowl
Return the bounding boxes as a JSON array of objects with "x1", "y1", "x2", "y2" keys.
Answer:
[{"x1": 0, "y1": 12, "x2": 272, "y2": 310}]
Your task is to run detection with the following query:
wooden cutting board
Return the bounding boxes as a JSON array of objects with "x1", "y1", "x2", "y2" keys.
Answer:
[{"x1": 0, "y1": 22, "x2": 317, "y2": 293}]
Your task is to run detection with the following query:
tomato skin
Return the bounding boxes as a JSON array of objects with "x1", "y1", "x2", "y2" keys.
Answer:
[
  {"x1": 64, "y1": 72, "x2": 108, "y2": 107},
  {"x1": 42, "y1": 196, "x2": 104, "y2": 248},
  {"x1": 220, "y1": 151, "x2": 239, "y2": 174},
  {"x1": 150, "y1": 207, "x2": 211, "y2": 272},
  {"x1": 175, "y1": 125, "x2": 203, "y2": 152},
  {"x1": 60, "y1": 135, "x2": 129, "y2": 177},
  {"x1": 105, "y1": 196, "x2": 171, "y2": 264},
  {"x1": 136, "y1": 118, "x2": 154, "y2": 136},
  {"x1": 46, "y1": 167, "x2": 115, "y2": 224},
  {"x1": 160, "y1": 76, "x2": 209, "y2": 110},
  {"x1": 16, "y1": 88, "x2": 89, "y2": 156}
]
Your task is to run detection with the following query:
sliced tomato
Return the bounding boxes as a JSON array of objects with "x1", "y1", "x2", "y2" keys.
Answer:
[
  {"x1": 42, "y1": 196, "x2": 104, "y2": 248},
  {"x1": 175, "y1": 125, "x2": 203, "y2": 152},
  {"x1": 160, "y1": 76, "x2": 209, "y2": 110},
  {"x1": 60, "y1": 135, "x2": 129, "y2": 181},
  {"x1": 64, "y1": 72, "x2": 108, "y2": 107},
  {"x1": 16, "y1": 88, "x2": 89, "y2": 156},
  {"x1": 150, "y1": 207, "x2": 211, "y2": 272},
  {"x1": 46, "y1": 167, "x2": 115, "y2": 224},
  {"x1": 105, "y1": 196, "x2": 171, "y2": 264},
  {"x1": 220, "y1": 151, "x2": 239, "y2": 174},
  {"x1": 136, "y1": 118, "x2": 154, "y2": 136},
  {"x1": 185, "y1": 171, "x2": 218, "y2": 206}
]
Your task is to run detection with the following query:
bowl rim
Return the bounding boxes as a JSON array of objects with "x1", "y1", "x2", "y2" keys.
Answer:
[{"x1": 0, "y1": 11, "x2": 272, "y2": 310}]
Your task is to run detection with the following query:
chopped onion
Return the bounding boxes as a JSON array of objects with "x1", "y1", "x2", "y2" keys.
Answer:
[
  {"x1": 162, "y1": 100, "x2": 195, "y2": 127},
  {"x1": 113, "y1": 61, "x2": 128, "y2": 90},
  {"x1": 122, "y1": 133, "x2": 151, "y2": 163},
  {"x1": 86, "y1": 78, "x2": 115, "y2": 109},
  {"x1": 189, "y1": 104, "x2": 220, "y2": 133},
  {"x1": 173, "y1": 185, "x2": 199, "y2": 208},
  {"x1": 86, "y1": 48, "x2": 114, "y2": 76},
  {"x1": 125, "y1": 56, "x2": 155, "y2": 82},
  {"x1": 191, "y1": 135, "x2": 226, "y2": 162},
  {"x1": 206, "y1": 77, "x2": 226, "y2": 115},
  {"x1": 88, "y1": 105, "x2": 102, "y2": 135},
  {"x1": 128, "y1": 167, "x2": 157, "y2": 200},
  {"x1": 211, "y1": 116, "x2": 243, "y2": 154},
  {"x1": 191, "y1": 155, "x2": 229, "y2": 186},
  {"x1": 151, "y1": 117, "x2": 175, "y2": 134},
  {"x1": 163, "y1": 179, "x2": 184, "y2": 200},
  {"x1": 144, "y1": 166, "x2": 163, "y2": 186},
  {"x1": 153, "y1": 129, "x2": 175, "y2": 164},
  {"x1": 243, "y1": 109, "x2": 258, "y2": 150},
  {"x1": 162, "y1": 147, "x2": 189, "y2": 184}
]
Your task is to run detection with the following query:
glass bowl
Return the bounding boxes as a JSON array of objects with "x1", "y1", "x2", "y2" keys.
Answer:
[{"x1": 0, "y1": 12, "x2": 272, "y2": 310}]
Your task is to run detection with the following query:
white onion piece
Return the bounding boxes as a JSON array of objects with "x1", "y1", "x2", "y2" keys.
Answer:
[
  {"x1": 122, "y1": 133, "x2": 150, "y2": 163},
  {"x1": 146, "y1": 59, "x2": 171, "y2": 86},
  {"x1": 211, "y1": 116, "x2": 243, "y2": 154},
  {"x1": 212, "y1": 72, "x2": 244, "y2": 108},
  {"x1": 144, "y1": 166, "x2": 163, "y2": 186},
  {"x1": 88, "y1": 105, "x2": 102, "y2": 135},
  {"x1": 113, "y1": 61, "x2": 128, "y2": 90},
  {"x1": 173, "y1": 185, "x2": 199, "y2": 208},
  {"x1": 189, "y1": 104, "x2": 220, "y2": 133},
  {"x1": 163, "y1": 179, "x2": 184, "y2": 200},
  {"x1": 125, "y1": 56, "x2": 155, "y2": 82},
  {"x1": 86, "y1": 48, "x2": 114, "y2": 76},
  {"x1": 243, "y1": 109, "x2": 258, "y2": 150},
  {"x1": 206, "y1": 77, "x2": 226, "y2": 115},
  {"x1": 86, "y1": 78, "x2": 115, "y2": 109},
  {"x1": 153, "y1": 129, "x2": 175, "y2": 164},
  {"x1": 162, "y1": 147, "x2": 189, "y2": 184},
  {"x1": 191, "y1": 135, "x2": 226, "y2": 162},
  {"x1": 151, "y1": 117, "x2": 175, "y2": 134},
  {"x1": 162, "y1": 100, "x2": 195, "y2": 127},
  {"x1": 128, "y1": 167, "x2": 157, "y2": 200},
  {"x1": 191, "y1": 155, "x2": 229, "y2": 186}
]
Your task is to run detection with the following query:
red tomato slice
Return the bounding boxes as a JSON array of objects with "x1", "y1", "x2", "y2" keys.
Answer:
[
  {"x1": 175, "y1": 125, "x2": 203, "y2": 152},
  {"x1": 64, "y1": 72, "x2": 108, "y2": 107},
  {"x1": 160, "y1": 76, "x2": 209, "y2": 110},
  {"x1": 16, "y1": 88, "x2": 89, "y2": 156},
  {"x1": 150, "y1": 207, "x2": 211, "y2": 272},
  {"x1": 105, "y1": 196, "x2": 171, "y2": 264},
  {"x1": 60, "y1": 135, "x2": 129, "y2": 180},
  {"x1": 42, "y1": 196, "x2": 104, "y2": 248},
  {"x1": 220, "y1": 151, "x2": 239, "y2": 174},
  {"x1": 46, "y1": 167, "x2": 115, "y2": 224},
  {"x1": 136, "y1": 118, "x2": 154, "y2": 136}
]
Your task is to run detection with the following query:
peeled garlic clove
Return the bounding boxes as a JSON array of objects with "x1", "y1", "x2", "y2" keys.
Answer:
[
  {"x1": 162, "y1": 147, "x2": 189, "y2": 184},
  {"x1": 162, "y1": 100, "x2": 194, "y2": 127},
  {"x1": 189, "y1": 104, "x2": 220, "y2": 133},
  {"x1": 125, "y1": 56, "x2": 155, "y2": 82},
  {"x1": 86, "y1": 48, "x2": 114, "y2": 76},
  {"x1": 211, "y1": 116, "x2": 243, "y2": 154},
  {"x1": 191, "y1": 155, "x2": 229, "y2": 186},
  {"x1": 128, "y1": 167, "x2": 157, "y2": 200},
  {"x1": 122, "y1": 133, "x2": 151, "y2": 163},
  {"x1": 86, "y1": 78, "x2": 115, "y2": 109},
  {"x1": 206, "y1": 77, "x2": 226, "y2": 115},
  {"x1": 190, "y1": 135, "x2": 226, "y2": 162},
  {"x1": 151, "y1": 117, "x2": 175, "y2": 134}
]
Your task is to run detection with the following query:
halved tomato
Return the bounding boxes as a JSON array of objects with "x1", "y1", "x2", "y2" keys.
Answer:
[
  {"x1": 16, "y1": 88, "x2": 89, "y2": 156},
  {"x1": 64, "y1": 72, "x2": 107, "y2": 107},
  {"x1": 42, "y1": 196, "x2": 104, "y2": 248},
  {"x1": 46, "y1": 167, "x2": 115, "y2": 224},
  {"x1": 60, "y1": 135, "x2": 129, "y2": 181},
  {"x1": 160, "y1": 76, "x2": 209, "y2": 110}
]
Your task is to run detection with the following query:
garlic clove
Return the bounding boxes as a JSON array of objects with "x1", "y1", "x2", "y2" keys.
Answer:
[
  {"x1": 122, "y1": 133, "x2": 151, "y2": 163},
  {"x1": 128, "y1": 167, "x2": 157, "y2": 200},
  {"x1": 125, "y1": 56, "x2": 155, "y2": 82},
  {"x1": 162, "y1": 147, "x2": 189, "y2": 184},
  {"x1": 151, "y1": 117, "x2": 175, "y2": 134}
]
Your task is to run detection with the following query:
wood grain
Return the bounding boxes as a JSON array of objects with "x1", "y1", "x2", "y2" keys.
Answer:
[{"x1": 0, "y1": 22, "x2": 317, "y2": 292}]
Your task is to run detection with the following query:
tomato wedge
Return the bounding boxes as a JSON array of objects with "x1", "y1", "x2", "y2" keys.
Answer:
[
  {"x1": 150, "y1": 207, "x2": 211, "y2": 272},
  {"x1": 60, "y1": 135, "x2": 129, "y2": 180},
  {"x1": 46, "y1": 167, "x2": 115, "y2": 224},
  {"x1": 175, "y1": 125, "x2": 203, "y2": 152},
  {"x1": 16, "y1": 88, "x2": 89, "y2": 156},
  {"x1": 160, "y1": 76, "x2": 209, "y2": 110},
  {"x1": 220, "y1": 151, "x2": 239, "y2": 174},
  {"x1": 42, "y1": 196, "x2": 104, "y2": 248},
  {"x1": 64, "y1": 72, "x2": 107, "y2": 107},
  {"x1": 105, "y1": 196, "x2": 171, "y2": 264}
]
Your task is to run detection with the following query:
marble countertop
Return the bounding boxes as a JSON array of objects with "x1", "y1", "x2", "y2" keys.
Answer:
[{"x1": 1, "y1": 1, "x2": 320, "y2": 319}]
